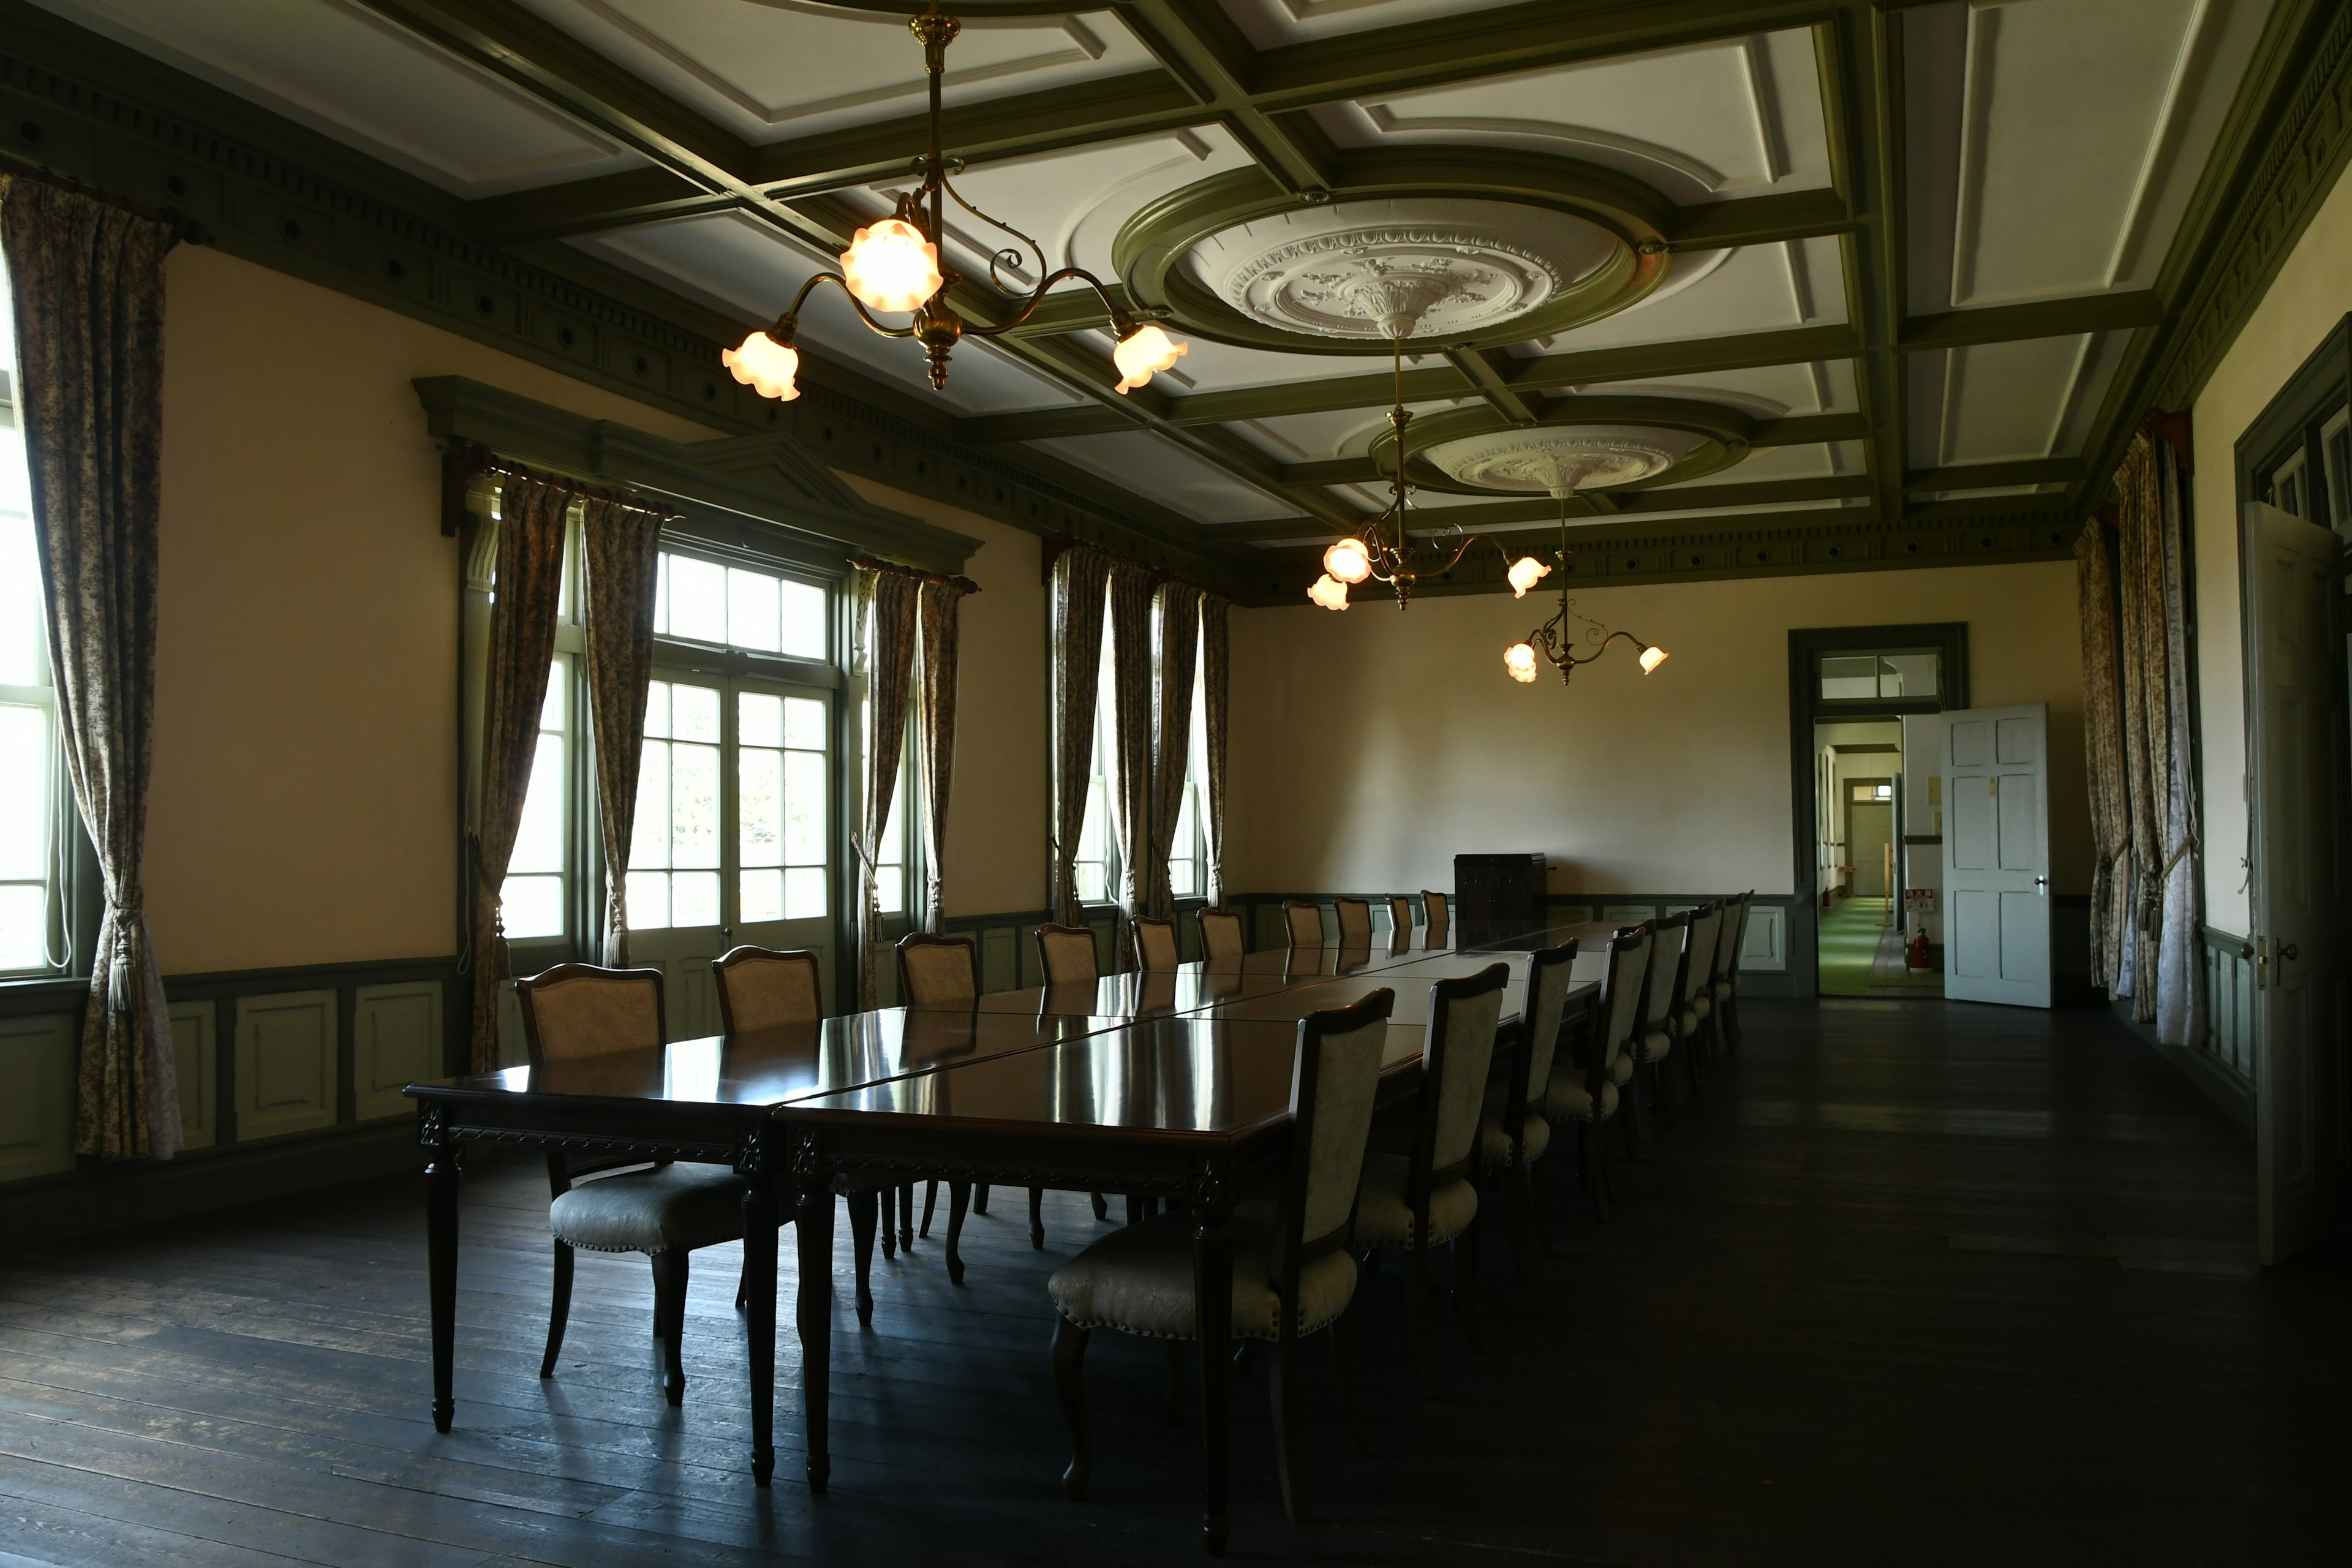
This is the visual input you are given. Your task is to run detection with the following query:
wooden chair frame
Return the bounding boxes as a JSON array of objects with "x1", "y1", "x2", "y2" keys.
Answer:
[
  {"x1": 1421, "y1": 890, "x2": 1450, "y2": 946},
  {"x1": 710, "y1": 945, "x2": 821, "y2": 1037},
  {"x1": 1282, "y1": 900, "x2": 1325, "y2": 949},
  {"x1": 1488, "y1": 939, "x2": 1577, "y2": 1273},
  {"x1": 1333, "y1": 897, "x2": 1372, "y2": 943},
  {"x1": 1197, "y1": 906, "x2": 1245, "y2": 959},
  {"x1": 1131, "y1": 915, "x2": 1180, "y2": 971}
]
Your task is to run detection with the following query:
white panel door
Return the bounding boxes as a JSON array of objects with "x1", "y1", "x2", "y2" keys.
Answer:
[
  {"x1": 1942, "y1": 703, "x2": 2052, "y2": 1007},
  {"x1": 2243, "y1": 500, "x2": 2347, "y2": 1265}
]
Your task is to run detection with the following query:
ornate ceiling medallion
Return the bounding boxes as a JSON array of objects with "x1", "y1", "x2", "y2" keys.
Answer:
[
  {"x1": 1422, "y1": 426, "x2": 1705, "y2": 497},
  {"x1": 1182, "y1": 199, "x2": 1617, "y2": 342}
]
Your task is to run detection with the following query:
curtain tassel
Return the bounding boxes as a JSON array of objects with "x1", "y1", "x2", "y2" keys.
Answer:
[{"x1": 106, "y1": 894, "x2": 143, "y2": 1014}]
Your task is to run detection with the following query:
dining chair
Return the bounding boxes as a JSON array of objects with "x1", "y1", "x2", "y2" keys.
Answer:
[
  {"x1": 1629, "y1": 910, "x2": 1691, "y2": 1134},
  {"x1": 1133, "y1": 915, "x2": 1180, "y2": 971},
  {"x1": 895, "y1": 932, "x2": 982, "y2": 1278},
  {"x1": 1354, "y1": 962, "x2": 1509, "y2": 1394},
  {"x1": 1387, "y1": 894, "x2": 1415, "y2": 936},
  {"x1": 1479, "y1": 938, "x2": 1577, "y2": 1274},
  {"x1": 1545, "y1": 927, "x2": 1646, "y2": 1221},
  {"x1": 1714, "y1": 892, "x2": 1754, "y2": 1050},
  {"x1": 1681, "y1": 901, "x2": 1726, "y2": 1081},
  {"x1": 519, "y1": 963, "x2": 773, "y2": 1407},
  {"x1": 1589, "y1": 922, "x2": 1652, "y2": 1160},
  {"x1": 1033, "y1": 924, "x2": 1114, "y2": 1236},
  {"x1": 1421, "y1": 890, "x2": 1450, "y2": 946},
  {"x1": 1333, "y1": 897, "x2": 1372, "y2": 943},
  {"x1": 1046, "y1": 989, "x2": 1394, "y2": 1523},
  {"x1": 1282, "y1": 900, "x2": 1325, "y2": 948},
  {"x1": 1197, "y1": 905, "x2": 1245, "y2": 959}
]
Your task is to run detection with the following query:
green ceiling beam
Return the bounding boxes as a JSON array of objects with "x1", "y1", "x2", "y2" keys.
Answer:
[
  {"x1": 472, "y1": 170, "x2": 731, "y2": 245},
  {"x1": 1904, "y1": 458, "x2": 2080, "y2": 492},
  {"x1": 1444, "y1": 348, "x2": 1539, "y2": 425},
  {"x1": 1899, "y1": 290, "x2": 2166, "y2": 350},
  {"x1": 1668, "y1": 186, "x2": 1860, "y2": 249},
  {"x1": 1752, "y1": 411, "x2": 1871, "y2": 445},
  {"x1": 1118, "y1": 0, "x2": 1333, "y2": 194}
]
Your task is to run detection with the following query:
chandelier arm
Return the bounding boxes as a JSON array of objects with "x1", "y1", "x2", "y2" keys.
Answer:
[
  {"x1": 938, "y1": 175, "x2": 1052, "y2": 301},
  {"x1": 961, "y1": 265, "x2": 1133, "y2": 339},
  {"x1": 778, "y1": 271, "x2": 919, "y2": 340}
]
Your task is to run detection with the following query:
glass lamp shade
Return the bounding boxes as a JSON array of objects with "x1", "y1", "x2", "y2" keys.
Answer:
[
  {"x1": 1306, "y1": 573, "x2": 1351, "y2": 611},
  {"x1": 840, "y1": 218, "x2": 943, "y2": 313},
  {"x1": 1504, "y1": 642, "x2": 1540, "y2": 683},
  {"x1": 1506, "y1": 554, "x2": 1551, "y2": 597},
  {"x1": 1322, "y1": 537, "x2": 1373, "y2": 584},
  {"x1": 1114, "y1": 324, "x2": 1188, "y2": 393},
  {"x1": 1638, "y1": 644, "x2": 1669, "y2": 674},
  {"x1": 723, "y1": 330, "x2": 801, "y2": 402}
]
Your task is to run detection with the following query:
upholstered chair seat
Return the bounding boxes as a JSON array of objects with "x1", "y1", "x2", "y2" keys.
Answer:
[
  {"x1": 1352, "y1": 1153, "x2": 1478, "y2": 1250},
  {"x1": 1049, "y1": 1216, "x2": 1357, "y2": 1342},
  {"x1": 1610, "y1": 1054, "x2": 1635, "y2": 1087},
  {"x1": 1645, "y1": 1027, "x2": 1672, "y2": 1061},
  {"x1": 1544, "y1": 1074, "x2": 1619, "y2": 1122},
  {"x1": 550, "y1": 1164, "x2": 746, "y2": 1255},
  {"x1": 1476, "y1": 1096, "x2": 1551, "y2": 1167}
]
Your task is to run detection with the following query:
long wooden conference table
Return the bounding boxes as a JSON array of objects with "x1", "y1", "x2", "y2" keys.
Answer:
[{"x1": 407, "y1": 918, "x2": 1616, "y2": 1553}]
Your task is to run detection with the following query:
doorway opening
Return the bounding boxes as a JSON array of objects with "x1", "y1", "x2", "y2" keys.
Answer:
[{"x1": 1787, "y1": 625, "x2": 1970, "y2": 998}]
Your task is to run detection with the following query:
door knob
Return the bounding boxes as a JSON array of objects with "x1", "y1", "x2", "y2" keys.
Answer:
[{"x1": 2279, "y1": 941, "x2": 2299, "y2": 961}]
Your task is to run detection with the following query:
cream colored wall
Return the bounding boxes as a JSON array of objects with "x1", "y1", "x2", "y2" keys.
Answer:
[
  {"x1": 832, "y1": 475, "x2": 1048, "y2": 918},
  {"x1": 151, "y1": 247, "x2": 721, "y2": 974},
  {"x1": 2188, "y1": 156, "x2": 2352, "y2": 935},
  {"x1": 1226, "y1": 561, "x2": 2089, "y2": 900}
]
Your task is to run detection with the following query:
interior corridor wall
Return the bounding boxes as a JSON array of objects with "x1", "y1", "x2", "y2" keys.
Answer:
[
  {"x1": 2189, "y1": 153, "x2": 2352, "y2": 937},
  {"x1": 1225, "y1": 560, "x2": 2089, "y2": 902}
]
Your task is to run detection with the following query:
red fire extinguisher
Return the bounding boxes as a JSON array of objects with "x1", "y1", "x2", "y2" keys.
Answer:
[{"x1": 1909, "y1": 927, "x2": 1930, "y2": 971}]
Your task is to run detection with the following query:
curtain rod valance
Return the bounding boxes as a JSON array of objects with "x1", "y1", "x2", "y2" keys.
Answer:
[
  {"x1": 851, "y1": 555, "x2": 980, "y2": 597},
  {"x1": 1038, "y1": 533, "x2": 1224, "y2": 603},
  {"x1": 439, "y1": 442, "x2": 680, "y2": 536},
  {"x1": 0, "y1": 159, "x2": 208, "y2": 246}
]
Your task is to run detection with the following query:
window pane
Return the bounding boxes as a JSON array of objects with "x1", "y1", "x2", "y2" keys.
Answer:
[
  {"x1": 784, "y1": 696, "x2": 826, "y2": 750},
  {"x1": 673, "y1": 870, "x2": 720, "y2": 927},
  {"x1": 631, "y1": 740, "x2": 670, "y2": 868},
  {"x1": 0, "y1": 515, "x2": 43, "y2": 687},
  {"x1": 671, "y1": 742, "x2": 720, "y2": 869},
  {"x1": 0, "y1": 704, "x2": 46, "y2": 881},
  {"x1": 652, "y1": 554, "x2": 669, "y2": 637},
  {"x1": 741, "y1": 867, "x2": 784, "y2": 924},
  {"x1": 739, "y1": 745, "x2": 783, "y2": 869},
  {"x1": 739, "y1": 692, "x2": 782, "y2": 748},
  {"x1": 668, "y1": 556, "x2": 727, "y2": 643},
  {"x1": 627, "y1": 869, "x2": 671, "y2": 929},
  {"x1": 643, "y1": 680, "x2": 670, "y2": 741},
  {"x1": 1880, "y1": 653, "x2": 1939, "y2": 697},
  {"x1": 510, "y1": 733, "x2": 565, "y2": 875},
  {"x1": 727, "y1": 567, "x2": 782, "y2": 652},
  {"x1": 780, "y1": 579, "x2": 827, "y2": 659},
  {"x1": 0, "y1": 883, "x2": 45, "y2": 969},
  {"x1": 502, "y1": 875, "x2": 564, "y2": 940},
  {"x1": 539, "y1": 668, "x2": 566, "y2": 730},
  {"x1": 1169, "y1": 858, "x2": 1198, "y2": 899},
  {"x1": 1076, "y1": 862, "x2": 1104, "y2": 903},
  {"x1": 785, "y1": 866, "x2": 826, "y2": 919},
  {"x1": 876, "y1": 863, "x2": 903, "y2": 918},
  {"x1": 1819, "y1": 656, "x2": 1876, "y2": 699},
  {"x1": 784, "y1": 750, "x2": 825, "y2": 864},
  {"x1": 673, "y1": 683, "x2": 720, "y2": 743}
]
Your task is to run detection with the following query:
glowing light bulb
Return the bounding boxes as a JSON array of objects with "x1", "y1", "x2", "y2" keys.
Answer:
[
  {"x1": 1638, "y1": 644, "x2": 1668, "y2": 674},
  {"x1": 723, "y1": 330, "x2": 801, "y2": 402},
  {"x1": 1323, "y1": 537, "x2": 1372, "y2": 584},
  {"x1": 1113, "y1": 323, "x2": 1187, "y2": 394},
  {"x1": 840, "y1": 218, "x2": 941, "y2": 313},
  {"x1": 1504, "y1": 642, "x2": 1539, "y2": 683},
  {"x1": 1506, "y1": 554, "x2": 1551, "y2": 597},
  {"x1": 1307, "y1": 573, "x2": 1351, "y2": 611}
]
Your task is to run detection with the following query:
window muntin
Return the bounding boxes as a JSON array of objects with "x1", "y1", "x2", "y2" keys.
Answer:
[
  {"x1": 738, "y1": 690, "x2": 827, "y2": 922},
  {"x1": 654, "y1": 551, "x2": 826, "y2": 660}
]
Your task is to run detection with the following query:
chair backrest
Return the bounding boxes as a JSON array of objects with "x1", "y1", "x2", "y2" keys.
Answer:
[
  {"x1": 1387, "y1": 894, "x2": 1414, "y2": 933},
  {"x1": 1684, "y1": 902, "x2": 1725, "y2": 1008},
  {"x1": 1283, "y1": 900, "x2": 1325, "y2": 949},
  {"x1": 1642, "y1": 911, "x2": 1691, "y2": 1034},
  {"x1": 712, "y1": 946, "x2": 822, "y2": 1035},
  {"x1": 516, "y1": 963, "x2": 665, "y2": 1066},
  {"x1": 1133, "y1": 916, "x2": 1180, "y2": 972},
  {"x1": 1035, "y1": 923, "x2": 1099, "y2": 986},
  {"x1": 897, "y1": 932, "x2": 978, "y2": 1005},
  {"x1": 1422, "y1": 890, "x2": 1450, "y2": 946},
  {"x1": 1719, "y1": 892, "x2": 1753, "y2": 981},
  {"x1": 1334, "y1": 897, "x2": 1372, "y2": 942},
  {"x1": 1197, "y1": 905, "x2": 1245, "y2": 959},
  {"x1": 1280, "y1": 989, "x2": 1395, "y2": 1265},
  {"x1": 1519, "y1": 940, "x2": 1580, "y2": 1108},
  {"x1": 1599, "y1": 925, "x2": 1651, "y2": 1076},
  {"x1": 1419, "y1": 963, "x2": 1510, "y2": 1184}
]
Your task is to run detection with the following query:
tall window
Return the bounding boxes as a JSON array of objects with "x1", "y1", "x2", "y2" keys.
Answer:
[
  {"x1": 502, "y1": 508, "x2": 583, "y2": 945},
  {"x1": 1072, "y1": 609, "x2": 1117, "y2": 904},
  {"x1": 0, "y1": 252, "x2": 67, "y2": 974},
  {"x1": 654, "y1": 551, "x2": 827, "y2": 659},
  {"x1": 1167, "y1": 636, "x2": 1208, "y2": 901},
  {"x1": 863, "y1": 691, "x2": 910, "y2": 920}
]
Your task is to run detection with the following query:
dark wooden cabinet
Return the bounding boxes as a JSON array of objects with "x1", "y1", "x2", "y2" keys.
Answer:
[{"x1": 1453, "y1": 853, "x2": 1545, "y2": 933}]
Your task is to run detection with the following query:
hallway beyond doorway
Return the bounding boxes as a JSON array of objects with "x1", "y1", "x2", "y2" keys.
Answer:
[{"x1": 1819, "y1": 892, "x2": 1944, "y2": 997}]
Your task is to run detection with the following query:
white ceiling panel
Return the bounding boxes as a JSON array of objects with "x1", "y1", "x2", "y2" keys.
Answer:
[
  {"x1": 512, "y1": 1, "x2": 1158, "y2": 144},
  {"x1": 1316, "y1": 29, "x2": 1830, "y2": 205},
  {"x1": 1215, "y1": 0, "x2": 1527, "y2": 51},
  {"x1": 1570, "y1": 360, "x2": 1861, "y2": 418},
  {"x1": 1504, "y1": 238, "x2": 1847, "y2": 359},
  {"x1": 34, "y1": 0, "x2": 643, "y2": 195},
  {"x1": 571, "y1": 213, "x2": 1086, "y2": 413},
  {"x1": 1905, "y1": 0, "x2": 2277, "y2": 308},
  {"x1": 1907, "y1": 331, "x2": 2128, "y2": 469},
  {"x1": 1033, "y1": 432, "x2": 1305, "y2": 523},
  {"x1": 1224, "y1": 399, "x2": 1471, "y2": 464},
  {"x1": 1656, "y1": 440, "x2": 1865, "y2": 486}
]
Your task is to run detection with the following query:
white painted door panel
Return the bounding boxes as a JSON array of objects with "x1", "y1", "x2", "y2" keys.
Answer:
[
  {"x1": 1942, "y1": 703, "x2": 2051, "y2": 1006},
  {"x1": 2244, "y1": 500, "x2": 2347, "y2": 1265}
]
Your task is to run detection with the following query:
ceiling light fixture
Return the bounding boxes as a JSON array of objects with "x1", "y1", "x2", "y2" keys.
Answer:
[
  {"x1": 1502, "y1": 496, "x2": 1668, "y2": 688},
  {"x1": 723, "y1": 4, "x2": 1186, "y2": 402}
]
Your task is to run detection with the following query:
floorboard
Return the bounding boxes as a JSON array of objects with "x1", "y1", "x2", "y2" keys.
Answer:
[{"x1": 1, "y1": 998, "x2": 2343, "y2": 1566}]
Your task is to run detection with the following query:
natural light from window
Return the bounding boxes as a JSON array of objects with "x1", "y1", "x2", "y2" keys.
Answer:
[{"x1": 0, "y1": 251, "x2": 58, "y2": 973}]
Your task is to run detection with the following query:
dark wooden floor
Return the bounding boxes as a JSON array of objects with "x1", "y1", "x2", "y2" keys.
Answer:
[{"x1": 2, "y1": 999, "x2": 2345, "y2": 1567}]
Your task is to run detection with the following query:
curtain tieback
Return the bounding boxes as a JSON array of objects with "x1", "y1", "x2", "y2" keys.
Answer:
[
  {"x1": 2159, "y1": 834, "x2": 2199, "y2": 881},
  {"x1": 105, "y1": 894, "x2": 145, "y2": 1014}
]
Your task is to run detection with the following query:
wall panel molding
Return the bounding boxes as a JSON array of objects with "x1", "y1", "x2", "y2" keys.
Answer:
[
  {"x1": 168, "y1": 1000, "x2": 219, "y2": 1150},
  {"x1": 0, "y1": 1012, "x2": 76, "y2": 1182},
  {"x1": 353, "y1": 981, "x2": 444, "y2": 1121},
  {"x1": 233, "y1": 990, "x2": 341, "y2": 1141}
]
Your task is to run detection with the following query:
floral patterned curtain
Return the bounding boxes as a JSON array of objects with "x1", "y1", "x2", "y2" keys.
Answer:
[
  {"x1": 579, "y1": 497, "x2": 666, "y2": 967},
  {"x1": 2076, "y1": 513, "x2": 2128, "y2": 993},
  {"x1": 853, "y1": 567, "x2": 920, "y2": 1008},
  {"x1": 1200, "y1": 593, "x2": 1231, "y2": 907},
  {"x1": 915, "y1": 575, "x2": 973, "y2": 932},
  {"x1": 1104, "y1": 560, "x2": 1156, "y2": 942},
  {"x1": 1049, "y1": 544, "x2": 1111, "y2": 925},
  {"x1": 1, "y1": 177, "x2": 179, "y2": 1156}
]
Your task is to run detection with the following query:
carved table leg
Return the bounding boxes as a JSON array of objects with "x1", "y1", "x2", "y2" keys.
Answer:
[
  {"x1": 1192, "y1": 1163, "x2": 1235, "y2": 1556},
  {"x1": 741, "y1": 1131, "x2": 779, "y2": 1487},
  {"x1": 794, "y1": 1144, "x2": 834, "y2": 1495},
  {"x1": 423, "y1": 1110, "x2": 459, "y2": 1435}
]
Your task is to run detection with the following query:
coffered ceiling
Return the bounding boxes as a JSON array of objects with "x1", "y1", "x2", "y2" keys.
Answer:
[{"x1": 19, "y1": 0, "x2": 2316, "y2": 595}]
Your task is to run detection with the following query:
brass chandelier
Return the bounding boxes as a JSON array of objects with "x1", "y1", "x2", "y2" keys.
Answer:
[
  {"x1": 722, "y1": 4, "x2": 1186, "y2": 404},
  {"x1": 1307, "y1": 342, "x2": 1668, "y2": 687}
]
